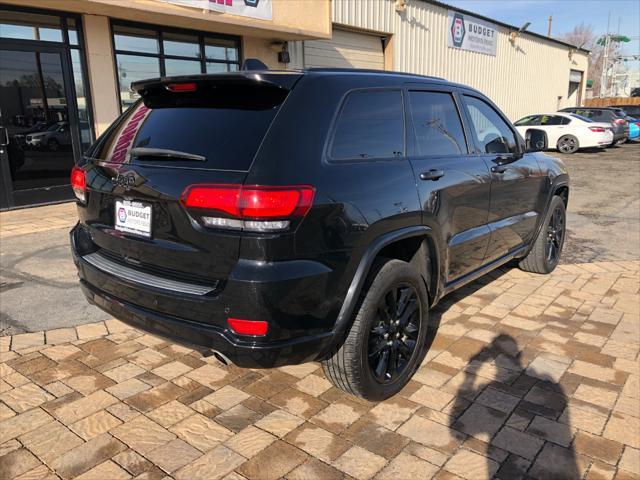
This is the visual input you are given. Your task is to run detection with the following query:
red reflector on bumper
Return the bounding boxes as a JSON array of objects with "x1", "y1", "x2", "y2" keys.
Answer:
[{"x1": 228, "y1": 318, "x2": 268, "y2": 336}]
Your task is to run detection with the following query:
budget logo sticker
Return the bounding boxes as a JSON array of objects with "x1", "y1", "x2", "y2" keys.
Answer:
[
  {"x1": 451, "y1": 12, "x2": 466, "y2": 47},
  {"x1": 118, "y1": 207, "x2": 127, "y2": 223}
]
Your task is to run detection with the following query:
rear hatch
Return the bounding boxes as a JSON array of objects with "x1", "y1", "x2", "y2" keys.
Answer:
[{"x1": 79, "y1": 72, "x2": 301, "y2": 288}]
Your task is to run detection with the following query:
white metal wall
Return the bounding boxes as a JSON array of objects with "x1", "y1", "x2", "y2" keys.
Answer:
[
  {"x1": 304, "y1": 28, "x2": 385, "y2": 69},
  {"x1": 327, "y1": 0, "x2": 589, "y2": 121}
]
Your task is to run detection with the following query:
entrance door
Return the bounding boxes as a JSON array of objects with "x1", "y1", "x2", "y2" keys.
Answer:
[{"x1": 0, "y1": 46, "x2": 79, "y2": 208}]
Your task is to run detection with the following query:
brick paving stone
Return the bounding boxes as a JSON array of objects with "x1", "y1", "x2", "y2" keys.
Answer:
[
  {"x1": 146, "y1": 438, "x2": 202, "y2": 473},
  {"x1": 254, "y1": 408, "x2": 304, "y2": 437},
  {"x1": 285, "y1": 424, "x2": 350, "y2": 463},
  {"x1": 170, "y1": 413, "x2": 232, "y2": 452},
  {"x1": 0, "y1": 448, "x2": 41, "y2": 479},
  {"x1": 343, "y1": 418, "x2": 409, "y2": 460},
  {"x1": 215, "y1": 404, "x2": 262, "y2": 432},
  {"x1": 452, "y1": 402, "x2": 508, "y2": 443},
  {"x1": 11, "y1": 332, "x2": 44, "y2": 351},
  {"x1": 104, "y1": 363, "x2": 146, "y2": 383},
  {"x1": 529, "y1": 442, "x2": 589, "y2": 480},
  {"x1": 112, "y1": 449, "x2": 153, "y2": 476},
  {"x1": 573, "y1": 431, "x2": 624, "y2": 465},
  {"x1": 147, "y1": 399, "x2": 194, "y2": 428},
  {"x1": 125, "y1": 381, "x2": 185, "y2": 413},
  {"x1": 52, "y1": 389, "x2": 117, "y2": 424},
  {"x1": 560, "y1": 404, "x2": 609, "y2": 436},
  {"x1": 398, "y1": 415, "x2": 465, "y2": 453},
  {"x1": 151, "y1": 361, "x2": 192, "y2": 381},
  {"x1": 602, "y1": 412, "x2": 640, "y2": 448},
  {"x1": 76, "y1": 323, "x2": 108, "y2": 340},
  {"x1": 376, "y1": 451, "x2": 439, "y2": 480},
  {"x1": 69, "y1": 410, "x2": 122, "y2": 440},
  {"x1": 491, "y1": 426, "x2": 544, "y2": 460},
  {"x1": 106, "y1": 378, "x2": 151, "y2": 400},
  {"x1": 444, "y1": 448, "x2": 499, "y2": 480},
  {"x1": 0, "y1": 383, "x2": 53, "y2": 413},
  {"x1": 332, "y1": 445, "x2": 387, "y2": 480},
  {"x1": 0, "y1": 408, "x2": 53, "y2": 442},
  {"x1": 203, "y1": 385, "x2": 249, "y2": 410},
  {"x1": 294, "y1": 374, "x2": 333, "y2": 397},
  {"x1": 74, "y1": 460, "x2": 130, "y2": 480},
  {"x1": 174, "y1": 445, "x2": 244, "y2": 480},
  {"x1": 618, "y1": 446, "x2": 640, "y2": 475},
  {"x1": 19, "y1": 420, "x2": 83, "y2": 464},
  {"x1": 224, "y1": 425, "x2": 275, "y2": 457},
  {"x1": 526, "y1": 415, "x2": 575, "y2": 447},
  {"x1": 475, "y1": 386, "x2": 520, "y2": 414},
  {"x1": 287, "y1": 458, "x2": 343, "y2": 480},
  {"x1": 111, "y1": 415, "x2": 176, "y2": 454},
  {"x1": 50, "y1": 432, "x2": 127, "y2": 479},
  {"x1": 310, "y1": 399, "x2": 367, "y2": 434}
]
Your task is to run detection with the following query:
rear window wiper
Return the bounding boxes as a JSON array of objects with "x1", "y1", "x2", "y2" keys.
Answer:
[{"x1": 129, "y1": 147, "x2": 206, "y2": 162}]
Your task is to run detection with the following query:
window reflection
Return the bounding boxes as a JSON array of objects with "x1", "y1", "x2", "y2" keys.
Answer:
[
  {"x1": 163, "y1": 32, "x2": 200, "y2": 57},
  {"x1": 116, "y1": 54, "x2": 160, "y2": 111},
  {"x1": 113, "y1": 25, "x2": 158, "y2": 54},
  {"x1": 165, "y1": 58, "x2": 201, "y2": 76},
  {"x1": 0, "y1": 10, "x2": 63, "y2": 42}
]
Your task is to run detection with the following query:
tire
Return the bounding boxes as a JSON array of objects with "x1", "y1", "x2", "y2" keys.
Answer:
[
  {"x1": 518, "y1": 195, "x2": 566, "y2": 274},
  {"x1": 556, "y1": 135, "x2": 579, "y2": 154},
  {"x1": 322, "y1": 258, "x2": 429, "y2": 401},
  {"x1": 47, "y1": 139, "x2": 59, "y2": 152}
]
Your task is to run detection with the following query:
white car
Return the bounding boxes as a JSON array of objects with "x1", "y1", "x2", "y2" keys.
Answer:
[{"x1": 514, "y1": 112, "x2": 613, "y2": 154}]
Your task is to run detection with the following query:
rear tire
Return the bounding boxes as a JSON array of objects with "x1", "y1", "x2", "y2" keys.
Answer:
[
  {"x1": 556, "y1": 135, "x2": 579, "y2": 154},
  {"x1": 518, "y1": 196, "x2": 566, "y2": 274},
  {"x1": 322, "y1": 259, "x2": 429, "y2": 401}
]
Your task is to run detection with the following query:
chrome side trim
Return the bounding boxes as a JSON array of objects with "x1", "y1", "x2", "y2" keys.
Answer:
[{"x1": 83, "y1": 252, "x2": 215, "y2": 296}]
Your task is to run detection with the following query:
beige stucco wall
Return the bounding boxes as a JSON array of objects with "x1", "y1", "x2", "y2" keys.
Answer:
[
  {"x1": 2, "y1": 0, "x2": 331, "y2": 40},
  {"x1": 82, "y1": 14, "x2": 120, "y2": 136},
  {"x1": 331, "y1": 0, "x2": 590, "y2": 121}
]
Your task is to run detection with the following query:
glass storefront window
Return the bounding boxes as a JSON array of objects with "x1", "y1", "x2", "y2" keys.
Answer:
[
  {"x1": 205, "y1": 38, "x2": 238, "y2": 62},
  {"x1": 67, "y1": 18, "x2": 79, "y2": 45},
  {"x1": 116, "y1": 54, "x2": 160, "y2": 111},
  {"x1": 165, "y1": 58, "x2": 201, "y2": 76},
  {"x1": 163, "y1": 32, "x2": 200, "y2": 58},
  {"x1": 113, "y1": 25, "x2": 158, "y2": 54},
  {"x1": 112, "y1": 22, "x2": 240, "y2": 112},
  {"x1": 0, "y1": 10, "x2": 63, "y2": 42},
  {"x1": 70, "y1": 50, "x2": 91, "y2": 151}
]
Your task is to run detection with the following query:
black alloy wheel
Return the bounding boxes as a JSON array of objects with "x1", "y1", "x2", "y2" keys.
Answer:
[
  {"x1": 546, "y1": 204, "x2": 565, "y2": 263},
  {"x1": 368, "y1": 283, "x2": 421, "y2": 384}
]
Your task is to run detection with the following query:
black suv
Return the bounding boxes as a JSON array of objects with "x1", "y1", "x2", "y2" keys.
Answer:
[
  {"x1": 560, "y1": 107, "x2": 628, "y2": 145},
  {"x1": 71, "y1": 68, "x2": 568, "y2": 400}
]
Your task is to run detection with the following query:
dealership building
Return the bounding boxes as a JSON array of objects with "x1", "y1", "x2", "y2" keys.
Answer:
[{"x1": 0, "y1": 0, "x2": 588, "y2": 209}]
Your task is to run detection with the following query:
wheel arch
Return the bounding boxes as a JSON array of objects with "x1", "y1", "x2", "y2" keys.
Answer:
[{"x1": 328, "y1": 226, "x2": 439, "y2": 346}]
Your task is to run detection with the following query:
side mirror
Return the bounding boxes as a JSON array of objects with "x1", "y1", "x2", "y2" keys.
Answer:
[{"x1": 525, "y1": 128, "x2": 547, "y2": 152}]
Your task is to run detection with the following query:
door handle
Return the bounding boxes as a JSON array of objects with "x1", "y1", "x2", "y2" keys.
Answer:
[
  {"x1": 420, "y1": 169, "x2": 445, "y2": 181},
  {"x1": 0, "y1": 127, "x2": 8, "y2": 147},
  {"x1": 491, "y1": 165, "x2": 508, "y2": 174}
]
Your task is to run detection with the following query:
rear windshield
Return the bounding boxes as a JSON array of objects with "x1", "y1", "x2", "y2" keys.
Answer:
[{"x1": 90, "y1": 84, "x2": 287, "y2": 171}]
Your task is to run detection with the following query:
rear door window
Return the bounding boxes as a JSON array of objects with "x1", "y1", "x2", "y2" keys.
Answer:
[
  {"x1": 330, "y1": 90, "x2": 404, "y2": 160},
  {"x1": 91, "y1": 84, "x2": 288, "y2": 171},
  {"x1": 409, "y1": 91, "x2": 467, "y2": 156}
]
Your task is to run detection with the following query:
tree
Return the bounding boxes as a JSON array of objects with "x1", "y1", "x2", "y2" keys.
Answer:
[{"x1": 558, "y1": 23, "x2": 625, "y2": 96}]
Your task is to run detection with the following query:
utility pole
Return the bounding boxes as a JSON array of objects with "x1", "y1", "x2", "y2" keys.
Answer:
[
  {"x1": 600, "y1": 12, "x2": 611, "y2": 98},
  {"x1": 547, "y1": 15, "x2": 552, "y2": 37}
]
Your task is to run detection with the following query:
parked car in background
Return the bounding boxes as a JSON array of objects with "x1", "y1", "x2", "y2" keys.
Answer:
[
  {"x1": 627, "y1": 117, "x2": 640, "y2": 141},
  {"x1": 560, "y1": 107, "x2": 628, "y2": 145},
  {"x1": 70, "y1": 68, "x2": 569, "y2": 400},
  {"x1": 615, "y1": 105, "x2": 640, "y2": 117},
  {"x1": 514, "y1": 112, "x2": 613, "y2": 153},
  {"x1": 25, "y1": 121, "x2": 72, "y2": 151}
]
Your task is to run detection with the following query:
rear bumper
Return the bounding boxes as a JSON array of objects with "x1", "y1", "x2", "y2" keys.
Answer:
[
  {"x1": 79, "y1": 280, "x2": 333, "y2": 368},
  {"x1": 70, "y1": 223, "x2": 338, "y2": 368}
]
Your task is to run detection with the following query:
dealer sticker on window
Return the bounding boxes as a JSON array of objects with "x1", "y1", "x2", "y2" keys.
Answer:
[{"x1": 115, "y1": 199, "x2": 152, "y2": 238}]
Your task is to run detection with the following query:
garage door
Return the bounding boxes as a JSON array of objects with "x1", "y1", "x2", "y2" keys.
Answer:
[{"x1": 304, "y1": 28, "x2": 384, "y2": 70}]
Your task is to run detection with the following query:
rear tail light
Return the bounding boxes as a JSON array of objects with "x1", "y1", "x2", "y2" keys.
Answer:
[
  {"x1": 181, "y1": 184, "x2": 315, "y2": 232},
  {"x1": 227, "y1": 318, "x2": 268, "y2": 336},
  {"x1": 70, "y1": 166, "x2": 86, "y2": 202},
  {"x1": 589, "y1": 127, "x2": 606, "y2": 132}
]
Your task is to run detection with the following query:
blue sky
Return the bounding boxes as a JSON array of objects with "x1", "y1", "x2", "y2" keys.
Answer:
[{"x1": 445, "y1": 0, "x2": 640, "y2": 60}]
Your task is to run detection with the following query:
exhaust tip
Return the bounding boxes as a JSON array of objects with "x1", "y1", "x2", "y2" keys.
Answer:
[{"x1": 212, "y1": 350, "x2": 231, "y2": 366}]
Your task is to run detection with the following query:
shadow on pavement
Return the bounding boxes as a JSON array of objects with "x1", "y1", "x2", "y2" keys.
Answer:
[{"x1": 449, "y1": 334, "x2": 580, "y2": 479}]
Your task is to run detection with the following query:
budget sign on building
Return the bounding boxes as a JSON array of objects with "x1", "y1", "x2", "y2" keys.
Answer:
[
  {"x1": 447, "y1": 10, "x2": 497, "y2": 56},
  {"x1": 160, "y1": 0, "x2": 272, "y2": 20}
]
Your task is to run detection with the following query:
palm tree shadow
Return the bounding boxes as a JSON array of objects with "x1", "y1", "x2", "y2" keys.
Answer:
[{"x1": 446, "y1": 334, "x2": 581, "y2": 479}]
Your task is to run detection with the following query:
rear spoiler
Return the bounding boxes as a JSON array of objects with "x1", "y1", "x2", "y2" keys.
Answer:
[{"x1": 131, "y1": 71, "x2": 302, "y2": 95}]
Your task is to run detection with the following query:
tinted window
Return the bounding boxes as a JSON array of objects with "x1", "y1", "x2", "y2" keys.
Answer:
[
  {"x1": 540, "y1": 115, "x2": 563, "y2": 126},
  {"x1": 92, "y1": 86, "x2": 287, "y2": 171},
  {"x1": 463, "y1": 96, "x2": 517, "y2": 154},
  {"x1": 560, "y1": 116, "x2": 571, "y2": 125},
  {"x1": 570, "y1": 114, "x2": 593, "y2": 123},
  {"x1": 331, "y1": 91, "x2": 404, "y2": 160},
  {"x1": 515, "y1": 115, "x2": 541, "y2": 126},
  {"x1": 409, "y1": 91, "x2": 467, "y2": 155}
]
